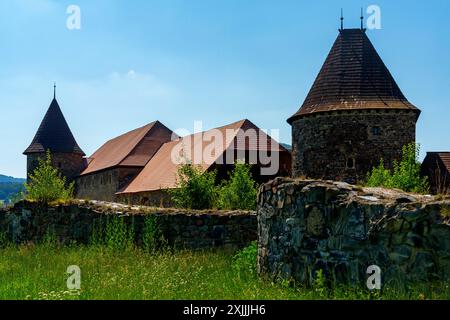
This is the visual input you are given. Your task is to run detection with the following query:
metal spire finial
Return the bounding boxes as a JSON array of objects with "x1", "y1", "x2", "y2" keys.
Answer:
[
  {"x1": 340, "y1": 8, "x2": 344, "y2": 30},
  {"x1": 53, "y1": 83, "x2": 56, "y2": 99},
  {"x1": 360, "y1": 8, "x2": 364, "y2": 30}
]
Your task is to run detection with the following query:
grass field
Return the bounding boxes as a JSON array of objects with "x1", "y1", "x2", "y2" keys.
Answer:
[{"x1": 0, "y1": 243, "x2": 448, "y2": 300}]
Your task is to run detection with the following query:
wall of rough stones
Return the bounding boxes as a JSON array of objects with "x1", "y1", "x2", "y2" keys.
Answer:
[
  {"x1": 291, "y1": 109, "x2": 417, "y2": 184},
  {"x1": 75, "y1": 167, "x2": 142, "y2": 202},
  {"x1": 27, "y1": 152, "x2": 86, "y2": 182},
  {"x1": 0, "y1": 201, "x2": 256, "y2": 250},
  {"x1": 257, "y1": 177, "x2": 450, "y2": 286}
]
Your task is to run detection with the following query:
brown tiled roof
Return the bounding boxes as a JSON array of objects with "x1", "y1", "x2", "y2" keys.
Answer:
[
  {"x1": 432, "y1": 152, "x2": 450, "y2": 173},
  {"x1": 23, "y1": 98, "x2": 85, "y2": 155},
  {"x1": 288, "y1": 29, "x2": 420, "y2": 123},
  {"x1": 81, "y1": 121, "x2": 175, "y2": 175},
  {"x1": 118, "y1": 119, "x2": 287, "y2": 194}
]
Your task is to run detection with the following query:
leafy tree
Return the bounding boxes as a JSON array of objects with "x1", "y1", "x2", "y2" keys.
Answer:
[
  {"x1": 169, "y1": 163, "x2": 218, "y2": 210},
  {"x1": 25, "y1": 151, "x2": 74, "y2": 203},
  {"x1": 218, "y1": 162, "x2": 258, "y2": 210},
  {"x1": 366, "y1": 143, "x2": 429, "y2": 193}
]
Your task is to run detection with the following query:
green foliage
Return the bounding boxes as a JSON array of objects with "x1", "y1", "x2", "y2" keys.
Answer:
[
  {"x1": 25, "y1": 151, "x2": 74, "y2": 203},
  {"x1": 170, "y1": 164, "x2": 218, "y2": 210},
  {"x1": 42, "y1": 229, "x2": 58, "y2": 248},
  {"x1": 142, "y1": 215, "x2": 166, "y2": 252},
  {"x1": 366, "y1": 159, "x2": 391, "y2": 187},
  {"x1": 170, "y1": 162, "x2": 259, "y2": 210},
  {"x1": 104, "y1": 216, "x2": 134, "y2": 251},
  {"x1": 313, "y1": 269, "x2": 329, "y2": 299},
  {"x1": 232, "y1": 241, "x2": 258, "y2": 279},
  {"x1": 0, "y1": 231, "x2": 8, "y2": 248},
  {"x1": 89, "y1": 220, "x2": 104, "y2": 247},
  {"x1": 218, "y1": 162, "x2": 258, "y2": 210},
  {"x1": 366, "y1": 143, "x2": 429, "y2": 193}
]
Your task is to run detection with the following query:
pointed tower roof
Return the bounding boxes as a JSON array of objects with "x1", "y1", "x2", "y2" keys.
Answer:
[
  {"x1": 288, "y1": 28, "x2": 420, "y2": 124},
  {"x1": 24, "y1": 97, "x2": 85, "y2": 155}
]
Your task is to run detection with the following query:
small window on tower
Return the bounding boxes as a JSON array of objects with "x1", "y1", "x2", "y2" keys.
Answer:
[
  {"x1": 346, "y1": 158, "x2": 355, "y2": 169},
  {"x1": 372, "y1": 126, "x2": 381, "y2": 136}
]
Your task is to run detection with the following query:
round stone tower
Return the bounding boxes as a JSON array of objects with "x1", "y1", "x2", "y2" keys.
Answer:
[
  {"x1": 23, "y1": 88, "x2": 86, "y2": 182},
  {"x1": 287, "y1": 28, "x2": 421, "y2": 184}
]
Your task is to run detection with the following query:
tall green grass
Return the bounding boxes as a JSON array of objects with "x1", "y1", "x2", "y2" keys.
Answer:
[
  {"x1": 0, "y1": 225, "x2": 448, "y2": 300},
  {"x1": 0, "y1": 241, "x2": 448, "y2": 300}
]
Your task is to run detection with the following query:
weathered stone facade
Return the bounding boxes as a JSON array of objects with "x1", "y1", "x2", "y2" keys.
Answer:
[
  {"x1": 0, "y1": 201, "x2": 256, "y2": 250},
  {"x1": 27, "y1": 152, "x2": 86, "y2": 182},
  {"x1": 291, "y1": 110, "x2": 418, "y2": 184},
  {"x1": 257, "y1": 178, "x2": 450, "y2": 286},
  {"x1": 75, "y1": 167, "x2": 142, "y2": 202}
]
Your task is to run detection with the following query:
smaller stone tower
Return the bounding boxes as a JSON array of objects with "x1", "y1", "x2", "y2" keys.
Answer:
[{"x1": 23, "y1": 86, "x2": 86, "y2": 182}]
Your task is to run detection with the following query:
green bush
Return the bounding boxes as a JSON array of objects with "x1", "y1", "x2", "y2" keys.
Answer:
[
  {"x1": 25, "y1": 151, "x2": 74, "y2": 203},
  {"x1": 170, "y1": 164, "x2": 218, "y2": 210},
  {"x1": 142, "y1": 215, "x2": 166, "y2": 252},
  {"x1": 218, "y1": 162, "x2": 258, "y2": 210},
  {"x1": 104, "y1": 216, "x2": 134, "y2": 251},
  {"x1": 232, "y1": 241, "x2": 258, "y2": 279},
  {"x1": 366, "y1": 143, "x2": 429, "y2": 193}
]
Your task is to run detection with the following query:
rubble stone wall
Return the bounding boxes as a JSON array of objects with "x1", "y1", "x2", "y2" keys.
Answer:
[{"x1": 257, "y1": 178, "x2": 450, "y2": 286}]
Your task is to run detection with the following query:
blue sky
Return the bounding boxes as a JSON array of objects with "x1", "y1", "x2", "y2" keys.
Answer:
[{"x1": 0, "y1": 0, "x2": 449, "y2": 178}]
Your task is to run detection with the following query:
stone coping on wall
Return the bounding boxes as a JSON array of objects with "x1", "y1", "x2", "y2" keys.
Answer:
[
  {"x1": 259, "y1": 177, "x2": 448, "y2": 207},
  {"x1": 2, "y1": 199, "x2": 256, "y2": 217}
]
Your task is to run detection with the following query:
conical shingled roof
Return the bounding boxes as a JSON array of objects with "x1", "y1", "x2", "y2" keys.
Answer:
[
  {"x1": 288, "y1": 28, "x2": 420, "y2": 124},
  {"x1": 23, "y1": 98, "x2": 85, "y2": 155}
]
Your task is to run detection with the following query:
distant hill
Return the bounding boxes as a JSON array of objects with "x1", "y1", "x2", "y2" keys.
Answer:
[
  {"x1": 0, "y1": 175, "x2": 25, "y2": 205},
  {"x1": 0, "y1": 175, "x2": 26, "y2": 184}
]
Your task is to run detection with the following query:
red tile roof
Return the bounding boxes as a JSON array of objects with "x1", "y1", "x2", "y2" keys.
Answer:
[
  {"x1": 118, "y1": 119, "x2": 287, "y2": 194},
  {"x1": 81, "y1": 121, "x2": 174, "y2": 175}
]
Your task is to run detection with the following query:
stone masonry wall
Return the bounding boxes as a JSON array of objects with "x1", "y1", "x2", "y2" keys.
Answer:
[
  {"x1": 27, "y1": 152, "x2": 86, "y2": 182},
  {"x1": 0, "y1": 201, "x2": 256, "y2": 250},
  {"x1": 291, "y1": 109, "x2": 417, "y2": 184},
  {"x1": 75, "y1": 167, "x2": 142, "y2": 202},
  {"x1": 257, "y1": 178, "x2": 450, "y2": 286}
]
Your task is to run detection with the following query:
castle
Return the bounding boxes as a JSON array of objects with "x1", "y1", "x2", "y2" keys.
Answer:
[
  {"x1": 26, "y1": 26, "x2": 445, "y2": 201},
  {"x1": 24, "y1": 92, "x2": 291, "y2": 205}
]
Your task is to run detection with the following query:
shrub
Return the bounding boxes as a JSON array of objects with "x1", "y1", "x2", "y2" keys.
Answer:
[
  {"x1": 218, "y1": 162, "x2": 258, "y2": 210},
  {"x1": 105, "y1": 216, "x2": 134, "y2": 251},
  {"x1": 366, "y1": 143, "x2": 429, "y2": 193},
  {"x1": 170, "y1": 163, "x2": 218, "y2": 210},
  {"x1": 232, "y1": 241, "x2": 258, "y2": 279},
  {"x1": 25, "y1": 151, "x2": 74, "y2": 203},
  {"x1": 142, "y1": 215, "x2": 166, "y2": 252},
  {"x1": 313, "y1": 269, "x2": 329, "y2": 299}
]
